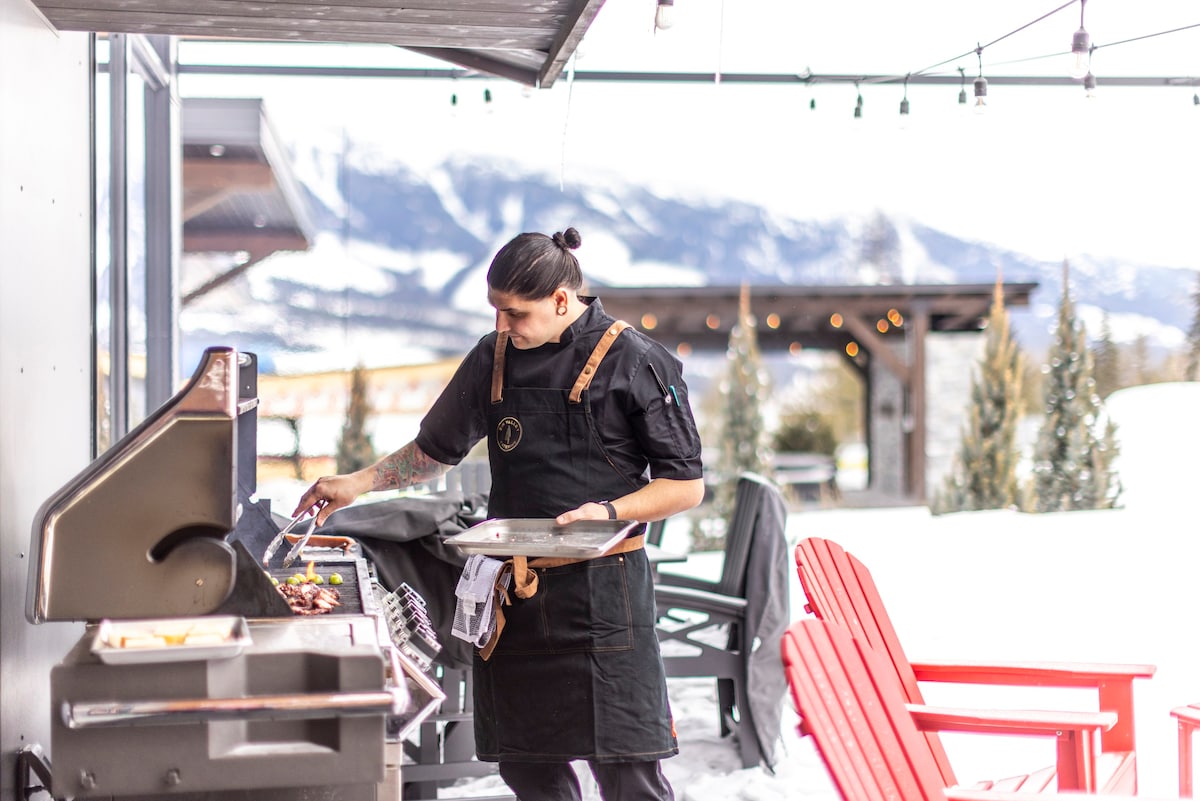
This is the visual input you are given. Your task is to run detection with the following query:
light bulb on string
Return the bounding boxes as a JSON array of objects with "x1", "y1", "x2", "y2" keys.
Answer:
[
  {"x1": 1083, "y1": 71, "x2": 1097, "y2": 100},
  {"x1": 972, "y1": 46, "x2": 987, "y2": 115},
  {"x1": 974, "y1": 77, "x2": 988, "y2": 114},
  {"x1": 654, "y1": 0, "x2": 675, "y2": 31},
  {"x1": 1069, "y1": 0, "x2": 1091, "y2": 79},
  {"x1": 898, "y1": 75, "x2": 910, "y2": 129},
  {"x1": 853, "y1": 81, "x2": 863, "y2": 119},
  {"x1": 957, "y1": 66, "x2": 967, "y2": 106}
]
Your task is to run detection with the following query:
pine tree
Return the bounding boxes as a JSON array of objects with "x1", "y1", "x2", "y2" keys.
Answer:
[
  {"x1": 1187, "y1": 272, "x2": 1200, "y2": 381},
  {"x1": 714, "y1": 284, "x2": 772, "y2": 517},
  {"x1": 933, "y1": 276, "x2": 1024, "y2": 514},
  {"x1": 335, "y1": 364, "x2": 376, "y2": 474},
  {"x1": 1091, "y1": 312, "x2": 1122, "y2": 398},
  {"x1": 1131, "y1": 334, "x2": 1154, "y2": 386},
  {"x1": 1027, "y1": 261, "x2": 1121, "y2": 512}
]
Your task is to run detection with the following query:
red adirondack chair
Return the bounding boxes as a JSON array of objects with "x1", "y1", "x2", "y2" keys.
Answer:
[
  {"x1": 1171, "y1": 704, "x2": 1200, "y2": 797},
  {"x1": 781, "y1": 618, "x2": 1173, "y2": 801},
  {"x1": 794, "y1": 536, "x2": 1156, "y2": 794}
]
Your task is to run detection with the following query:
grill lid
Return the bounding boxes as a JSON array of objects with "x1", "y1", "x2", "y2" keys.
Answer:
[{"x1": 27, "y1": 348, "x2": 245, "y2": 623}]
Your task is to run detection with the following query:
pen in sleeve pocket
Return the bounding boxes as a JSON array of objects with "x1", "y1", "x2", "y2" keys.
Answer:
[{"x1": 647, "y1": 363, "x2": 675, "y2": 405}]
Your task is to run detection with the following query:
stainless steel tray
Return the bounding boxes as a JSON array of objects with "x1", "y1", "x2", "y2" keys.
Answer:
[
  {"x1": 91, "y1": 615, "x2": 251, "y2": 664},
  {"x1": 445, "y1": 518, "x2": 639, "y2": 558}
]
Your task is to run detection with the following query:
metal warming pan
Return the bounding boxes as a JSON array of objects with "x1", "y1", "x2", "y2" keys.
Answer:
[
  {"x1": 446, "y1": 518, "x2": 640, "y2": 558},
  {"x1": 24, "y1": 347, "x2": 443, "y2": 801}
]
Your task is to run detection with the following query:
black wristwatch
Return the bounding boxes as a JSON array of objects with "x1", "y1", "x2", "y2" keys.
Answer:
[{"x1": 599, "y1": 501, "x2": 618, "y2": 520}]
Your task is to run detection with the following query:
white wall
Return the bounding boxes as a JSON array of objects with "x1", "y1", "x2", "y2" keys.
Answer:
[{"x1": 0, "y1": 0, "x2": 92, "y2": 794}]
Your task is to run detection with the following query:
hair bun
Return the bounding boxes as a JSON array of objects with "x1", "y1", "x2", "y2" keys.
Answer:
[{"x1": 553, "y1": 228, "x2": 582, "y2": 250}]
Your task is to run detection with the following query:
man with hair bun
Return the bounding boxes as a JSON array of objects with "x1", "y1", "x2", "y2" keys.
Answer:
[{"x1": 296, "y1": 226, "x2": 705, "y2": 801}]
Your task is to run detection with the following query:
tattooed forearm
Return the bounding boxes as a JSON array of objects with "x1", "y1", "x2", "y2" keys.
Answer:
[{"x1": 371, "y1": 443, "x2": 450, "y2": 491}]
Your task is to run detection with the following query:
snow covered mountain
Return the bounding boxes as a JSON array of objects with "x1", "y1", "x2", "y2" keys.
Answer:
[{"x1": 180, "y1": 142, "x2": 1196, "y2": 375}]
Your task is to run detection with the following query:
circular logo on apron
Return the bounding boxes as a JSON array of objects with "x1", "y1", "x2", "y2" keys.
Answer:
[{"x1": 496, "y1": 416, "x2": 522, "y2": 452}]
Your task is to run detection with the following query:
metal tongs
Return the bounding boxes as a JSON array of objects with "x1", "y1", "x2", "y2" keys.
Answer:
[{"x1": 261, "y1": 508, "x2": 316, "y2": 568}]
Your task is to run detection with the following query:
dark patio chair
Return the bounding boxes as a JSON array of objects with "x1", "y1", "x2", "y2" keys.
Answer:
[{"x1": 653, "y1": 472, "x2": 790, "y2": 770}]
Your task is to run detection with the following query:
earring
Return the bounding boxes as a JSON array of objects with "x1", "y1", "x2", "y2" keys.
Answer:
[{"x1": 557, "y1": 306, "x2": 567, "y2": 316}]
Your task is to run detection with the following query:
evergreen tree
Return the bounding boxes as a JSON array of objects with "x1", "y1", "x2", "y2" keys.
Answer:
[
  {"x1": 933, "y1": 277, "x2": 1024, "y2": 514},
  {"x1": 1091, "y1": 311, "x2": 1122, "y2": 398},
  {"x1": 1027, "y1": 261, "x2": 1121, "y2": 512},
  {"x1": 714, "y1": 284, "x2": 772, "y2": 517},
  {"x1": 1131, "y1": 334, "x2": 1154, "y2": 386},
  {"x1": 1187, "y1": 272, "x2": 1200, "y2": 381},
  {"x1": 335, "y1": 364, "x2": 376, "y2": 474}
]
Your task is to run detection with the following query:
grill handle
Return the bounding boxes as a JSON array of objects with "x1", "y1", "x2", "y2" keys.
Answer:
[{"x1": 63, "y1": 688, "x2": 405, "y2": 729}]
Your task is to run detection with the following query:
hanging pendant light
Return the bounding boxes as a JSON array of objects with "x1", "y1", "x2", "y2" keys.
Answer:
[
  {"x1": 1069, "y1": 0, "x2": 1092, "y2": 79},
  {"x1": 654, "y1": 0, "x2": 675, "y2": 31}
]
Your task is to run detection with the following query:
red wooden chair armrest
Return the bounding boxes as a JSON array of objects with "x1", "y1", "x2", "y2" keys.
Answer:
[
  {"x1": 910, "y1": 659, "x2": 1156, "y2": 687},
  {"x1": 1172, "y1": 705, "x2": 1200, "y2": 726},
  {"x1": 907, "y1": 703, "x2": 1116, "y2": 736},
  {"x1": 910, "y1": 659, "x2": 1153, "y2": 759},
  {"x1": 909, "y1": 703, "x2": 1114, "y2": 792}
]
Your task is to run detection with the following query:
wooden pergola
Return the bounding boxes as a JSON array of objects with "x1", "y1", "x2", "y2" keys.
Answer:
[{"x1": 600, "y1": 282, "x2": 1037, "y2": 501}]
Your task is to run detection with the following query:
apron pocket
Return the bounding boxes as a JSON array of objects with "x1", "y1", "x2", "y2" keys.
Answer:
[{"x1": 498, "y1": 556, "x2": 635, "y2": 654}]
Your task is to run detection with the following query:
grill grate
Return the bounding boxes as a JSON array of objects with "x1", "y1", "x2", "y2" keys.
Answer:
[{"x1": 266, "y1": 560, "x2": 365, "y2": 616}]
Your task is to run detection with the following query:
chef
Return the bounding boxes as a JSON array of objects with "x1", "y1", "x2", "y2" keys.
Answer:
[{"x1": 295, "y1": 226, "x2": 705, "y2": 801}]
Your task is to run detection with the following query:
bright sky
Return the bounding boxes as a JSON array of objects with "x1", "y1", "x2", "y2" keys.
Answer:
[{"x1": 179, "y1": 1, "x2": 1200, "y2": 269}]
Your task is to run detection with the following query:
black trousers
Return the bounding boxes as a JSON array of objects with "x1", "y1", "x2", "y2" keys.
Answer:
[{"x1": 498, "y1": 760, "x2": 675, "y2": 801}]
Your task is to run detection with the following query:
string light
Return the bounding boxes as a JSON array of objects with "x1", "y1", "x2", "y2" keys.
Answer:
[
  {"x1": 973, "y1": 46, "x2": 988, "y2": 114},
  {"x1": 654, "y1": 0, "x2": 675, "y2": 31},
  {"x1": 899, "y1": 74, "x2": 910, "y2": 118},
  {"x1": 957, "y1": 66, "x2": 967, "y2": 105},
  {"x1": 1082, "y1": 45, "x2": 1097, "y2": 100},
  {"x1": 853, "y1": 81, "x2": 863, "y2": 119},
  {"x1": 1069, "y1": 0, "x2": 1092, "y2": 79}
]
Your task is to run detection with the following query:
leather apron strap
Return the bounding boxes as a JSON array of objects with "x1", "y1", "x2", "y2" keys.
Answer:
[
  {"x1": 492, "y1": 322, "x2": 631, "y2": 405},
  {"x1": 491, "y1": 331, "x2": 510, "y2": 404},
  {"x1": 568, "y1": 321, "x2": 630, "y2": 403},
  {"x1": 479, "y1": 534, "x2": 645, "y2": 661}
]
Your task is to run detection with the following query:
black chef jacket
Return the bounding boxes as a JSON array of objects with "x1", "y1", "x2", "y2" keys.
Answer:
[{"x1": 416, "y1": 298, "x2": 703, "y2": 483}]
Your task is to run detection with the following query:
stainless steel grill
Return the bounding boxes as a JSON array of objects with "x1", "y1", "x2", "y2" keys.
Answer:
[{"x1": 25, "y1": 347, "x2": 442, "y2": 800}]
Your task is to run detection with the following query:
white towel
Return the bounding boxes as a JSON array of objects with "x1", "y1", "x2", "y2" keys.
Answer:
[{"x1": 452, "y1": 554, "x2": 509, "y2": 647}]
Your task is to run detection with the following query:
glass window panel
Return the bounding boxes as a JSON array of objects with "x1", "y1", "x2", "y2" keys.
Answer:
[{"x1": 94, "y1": 46, "x2": 112, "y2": 453}]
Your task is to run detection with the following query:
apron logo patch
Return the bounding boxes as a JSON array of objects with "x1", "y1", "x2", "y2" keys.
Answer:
[{"x1": 496, "y1": 416, "x2": 522, "y2": 452}]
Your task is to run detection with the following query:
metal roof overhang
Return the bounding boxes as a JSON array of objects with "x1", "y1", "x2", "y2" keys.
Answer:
[
  {"x1": 597, "y1": 283, "x2": 1038, "y2": 352},
  {"x1": 180, "y1": 97, "x2": 315, "y2": 304},
  {"x1": 30, "y1": 0, "x2": 606, "y2": 88}
]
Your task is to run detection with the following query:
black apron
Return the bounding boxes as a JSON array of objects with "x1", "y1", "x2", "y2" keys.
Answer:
[{"x1": 473, "y1": 325, "x2": 678, "y2": 764}]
